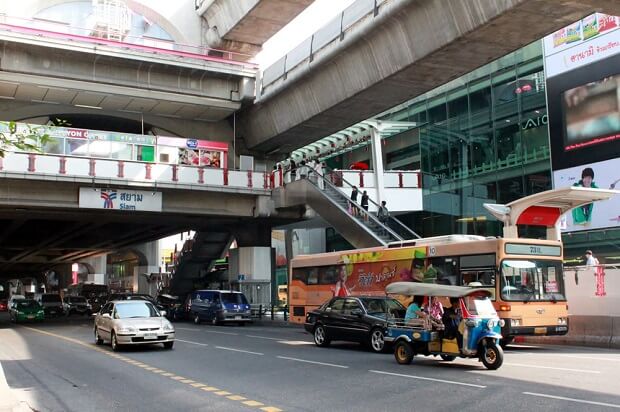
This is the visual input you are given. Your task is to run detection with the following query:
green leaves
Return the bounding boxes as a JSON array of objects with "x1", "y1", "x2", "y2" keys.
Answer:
[{"x1": 0, "y1": 119, "x2": 68, "y2": 158}]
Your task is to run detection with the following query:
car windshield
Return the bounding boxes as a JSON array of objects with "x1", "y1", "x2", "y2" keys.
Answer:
[
  {"x1": 16, "y1": 300, "x2": 39, "y2": 309},
  {"x1": 71, "y1": 297, "x2": 87, "y2": 303},
  {"x1": 114, "y1": 302, "x2": 159, "y2": 319},
  {"x1": 501, "y1": 259, "x2": 566, "y2": 302},
  {"x1": 42, "y1": 295, "x2": 61, "y2": 303},
  {"x1": 359, "y1": 298, "x2": 405, "y2": 314},
  {"x1": 221, "y1": 293, "x2": 248, "y2": 305},
  {"x1": 464, "y1": 296, "x2": 497, "y2": 318}
]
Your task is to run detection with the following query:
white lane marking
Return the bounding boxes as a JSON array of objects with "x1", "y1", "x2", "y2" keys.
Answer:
[
  {"x1": 557, "y1": 354, "x2": 620, "y2": 362},
  {"x1": 176, "y1": 339, "x2": 209, "y2": 347},
  {"x1": 215, "y1": 346, "x2": 263, "y2": 356},
  {"x1": 523, "y1": 392, "x2": 620, "y2": 409},
  {"x1": 504, "y1": 362, "x2": 600, "y2": 374},
  {"x1": 279, "y1": 341, "x2": 314, "y2": 345},
  {"x1": 369, "y1": 370, "x2": 486, "y2": 388},
  {"x1": 175, "y1": 327, "x2": 238, "y2": 336},
  {"x1": 277, "y1": 356, "x2": 348, "y2": 369},
  {"x1": 245, "y1": 335, "x2": 282, "y2": 341}
]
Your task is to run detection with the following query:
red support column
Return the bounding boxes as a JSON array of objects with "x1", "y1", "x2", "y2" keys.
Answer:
[
  {"x1": 117, "y1": 161, "x2": 124, "y2": 178},
  {"x1": 223, "y1": 168, "x2": 229, "y2": 186},
  {"x1": 88, "y1": 158, "x2": 96, "y2": 176},
  {"x1": 398, "y1": 172, "x2": 403, "y2": 188},
  {"x1": 59, "y1": 157, "x2": 67, "y2": 174},
  {"x1": 172, "y1": 165, "x2": 178, "y2": 182},
  {"x1": 145, "y1": 163, "x2": 152, "y2": 180},
  {"x1": 247, "y1": 170, "x2": 253, "y2": 188},
  {"x1": 28, "y1": 154, "x2": 36, "y2": 172},
  {"x1": 417, "y1": 172, "x2": 422, "y2": 188},
  {"x1": 359, "y1": 171, "x2": 364, "y2": 188},
  {"x1": 198, "y1": 168, "x2": 205, "y2": 184}
]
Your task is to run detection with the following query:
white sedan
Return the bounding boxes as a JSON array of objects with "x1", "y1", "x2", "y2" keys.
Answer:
[{"x1": 94, "y1": 300, "x2": 175, "y2": 351}]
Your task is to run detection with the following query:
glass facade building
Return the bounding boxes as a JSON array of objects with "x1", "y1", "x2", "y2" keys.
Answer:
[{"x1": 370, "y1": 42, "x2": 551, "y2": 238}]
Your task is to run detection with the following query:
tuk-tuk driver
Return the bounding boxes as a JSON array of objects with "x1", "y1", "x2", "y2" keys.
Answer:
[{"x1": 442, "y1": 298, "x2": 463, "y2": 348}]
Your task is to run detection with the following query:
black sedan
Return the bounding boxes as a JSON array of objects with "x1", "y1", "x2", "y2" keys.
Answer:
[{"x1": 304, "y1": 296, "x2": 406, "y2": 353}]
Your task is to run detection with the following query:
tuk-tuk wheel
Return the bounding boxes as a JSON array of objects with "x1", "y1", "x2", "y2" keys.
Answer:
[
  {"x1": 440, "y1": 355, "x2": 456, "y2": 361},
  {"x1": 481, "y1": 343, "x2": 504, "y2": 370},
  {"x1": 394, "y1": 341, "x2": 414, "y2": 365}
]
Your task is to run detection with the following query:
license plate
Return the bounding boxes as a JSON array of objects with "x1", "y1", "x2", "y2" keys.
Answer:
[
  {"x1": 143, "y1": 333, "x2": 157, "y2": 340},
  {"x1": 27, "y1": 315, "x2": 34, "y2": 319},
  {"x1": 534, "y1": 327, "x2": 547, "y2": 334},
  {"x1": 235, "y1": 316, "x2": 242, "y2": 320},
  {"x1": 50, "y1": 310, "x2": 56, "y2": 314}
]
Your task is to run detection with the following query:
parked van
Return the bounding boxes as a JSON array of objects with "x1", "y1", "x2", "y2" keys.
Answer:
[
  {"x1": 190, "y1": 290, "x2": 251, "y2": 325},
  {"x1": 35, "y1": 293, "x2": 64, "y2": 317}
]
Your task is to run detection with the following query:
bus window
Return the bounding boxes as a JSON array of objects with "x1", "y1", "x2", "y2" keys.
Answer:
[
  {"x1": 307, "y1": 268, "x2": 318, "y2": 285},
  {"x1": 292, "y1": 268, "x2": 309, "y2": 284},
  {"x1": 429, "y1": 257, "x2": 458, "y2": 285},
  {"x1": 461, "y1": 270, "x2": 496, "y2": 287},
  {"x1": 500, "y1": 259, "x2": 565, "y2": 302},
  {"x1": 318, "y1": 266, "x2": 339, "y2": 285}
]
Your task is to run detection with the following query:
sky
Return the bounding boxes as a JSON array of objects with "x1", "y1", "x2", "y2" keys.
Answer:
[{"x1": 253, "y1": 0, "x2": 356, "y2": 68}]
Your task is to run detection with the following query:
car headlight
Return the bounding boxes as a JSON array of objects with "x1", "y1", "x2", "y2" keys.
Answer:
[
  {"x1": 487, "y1": 319, "x2": 498, "y2": 329},
  {"x1": 499, "y1": 319, "x2": 506, "y2": 327},
  {"x1": 511, "y1": 318, "x2": 521, "y2": 327},
  {"x1": 117, "y1": 326, "x2": 137, "y2": 334},
  {"x1": 163, "y1": 322, "x2": 174, "y2": 332},
  {"x1": 557, "y1": 317, "x2": 567, "y2": 325},
  {"x1": 37, "y1": 310, "x2": 44, "y2": 315}
]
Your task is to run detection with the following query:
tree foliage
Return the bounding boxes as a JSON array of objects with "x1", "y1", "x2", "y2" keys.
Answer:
[{"x1": 0, "y1": 120, "x2": 67, "y2": 158}]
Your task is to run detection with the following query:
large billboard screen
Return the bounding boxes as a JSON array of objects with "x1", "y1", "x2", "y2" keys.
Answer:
[
  {"x1": 554, "y1": 158, "x2": 620, "y2": 231},
  {"x1": 545, "y1": 13, "x2": 620, "y2": 232}
]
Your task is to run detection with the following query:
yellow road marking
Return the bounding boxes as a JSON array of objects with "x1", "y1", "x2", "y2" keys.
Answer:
[
  {"x1": 243, "y1": 401, "x2": 264, "y2": 407},
  {"x1": 202, "y1": 387, "x2": 219, "y2": 392},
  {"x1": 19, "y1": 326, "x2": 284, "y2": 411}
]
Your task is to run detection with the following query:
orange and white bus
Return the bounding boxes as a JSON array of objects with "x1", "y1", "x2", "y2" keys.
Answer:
[
  {"x1": 290, "y1": 235, "x2": 568, "y2": 344},
  {"x1": 289, "y1": 187, "x2": 617, "y2": 344}
]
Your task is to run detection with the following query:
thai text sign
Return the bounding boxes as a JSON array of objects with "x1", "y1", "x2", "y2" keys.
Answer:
[{"x1": 79, "y1": 188, "x2": 162, "y2": 212}]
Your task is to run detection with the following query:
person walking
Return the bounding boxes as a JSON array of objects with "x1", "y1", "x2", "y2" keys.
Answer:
[
  {"x1": 314, "y1": 161, "x2": 325, "y2": 189},
  {"x1": 299, "y1": 160, "x2": 309, "y2": 179},
  {"x1": 377, "y1": 200, "x2": 389, "y2": 234},
  {"x1": 350, "y1": 186, "x2": 359, "y2": 216},
  {"x1": 289, "y1": 160, "x2": 297, "y2": 182},
  {"x1": 585, "y1": 250, "x2": 599, "y2": 266},
  {"x1": 361, "y1": 190, "x2": 369, "y2": 221}
]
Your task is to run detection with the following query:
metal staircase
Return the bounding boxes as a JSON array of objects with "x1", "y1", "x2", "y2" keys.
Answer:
[{"x1": 274, "y1": 169, "x2": 419, "y2": 248}]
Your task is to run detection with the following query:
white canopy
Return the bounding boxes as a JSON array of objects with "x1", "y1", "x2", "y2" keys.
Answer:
[{"x1": 385, "y1": 282, "x2": 491, "y2": 298}]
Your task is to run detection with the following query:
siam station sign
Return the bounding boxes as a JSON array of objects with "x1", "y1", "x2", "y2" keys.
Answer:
[{"x1": 79, "y1": 188, "x2": 162, "y2": 212}]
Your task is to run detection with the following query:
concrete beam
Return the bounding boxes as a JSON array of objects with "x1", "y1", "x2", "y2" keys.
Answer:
[
  {"x1": 239, "y1": 0, "x2": 620, "y2": 154},
  {"x1": 199, "y1": 0, "x2": 312, "y2": 57}
]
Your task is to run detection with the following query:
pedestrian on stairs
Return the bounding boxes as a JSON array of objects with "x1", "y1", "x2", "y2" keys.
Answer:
[
  {"x1": 361, "y1": 190, "x2": 369, "y2": 221},
  {"x1": 350, "y1": 186, "x2": 359, "y2": 216},
  {"x1": 377, "y1": 200, "x2": 389, "y2": 234}
]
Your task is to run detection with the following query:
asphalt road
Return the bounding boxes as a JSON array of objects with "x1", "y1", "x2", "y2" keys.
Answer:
[{"x1": 1, "y1": 314, "x2": 620, "y2": 412}]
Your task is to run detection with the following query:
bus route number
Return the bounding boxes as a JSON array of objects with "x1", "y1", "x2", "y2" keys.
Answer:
[
  {"x1": 429, "y1": 247, "x2": 437, "y2": 256},
  {"x1": 529, "y1": 246, "x2": 542, "y2": 254}
]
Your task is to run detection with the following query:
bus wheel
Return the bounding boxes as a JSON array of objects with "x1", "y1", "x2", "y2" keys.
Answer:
[
  {"x1": 481, "y1": 343, "x2": 504, "y2": 370},
  {"x1": 394, "y1": 341, "x2": 414, "y2": 365},
  {"x1": 440, "y1": 355, "x2": 456, "y2": 361},
  {"x1": 313, "y1": 324, "x2": 330, "y2": 347}
]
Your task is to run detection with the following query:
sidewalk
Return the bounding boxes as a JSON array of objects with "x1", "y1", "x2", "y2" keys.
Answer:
[{"x1": 0, "y1": 362, "x2": 25, "y2": 412}]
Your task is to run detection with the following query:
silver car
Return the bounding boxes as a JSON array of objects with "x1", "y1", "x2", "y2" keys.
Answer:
[{"x1": 94, "y1": 300, "x2": 175, "y2": 351}]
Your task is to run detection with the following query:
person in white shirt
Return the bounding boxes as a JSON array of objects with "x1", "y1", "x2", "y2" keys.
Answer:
[{"x1": 585, "y1": 250, "x2": 599, "y2": 266}]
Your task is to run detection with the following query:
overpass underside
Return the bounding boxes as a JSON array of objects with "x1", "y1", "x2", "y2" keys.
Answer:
[{"x1": 241, "y1": 0, "x2": 620, "y2": 154}]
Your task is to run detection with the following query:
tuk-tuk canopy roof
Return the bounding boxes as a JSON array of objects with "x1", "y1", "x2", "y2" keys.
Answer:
[{"x1": 385, "y1": 282, "x2": 492, "y2": 298}]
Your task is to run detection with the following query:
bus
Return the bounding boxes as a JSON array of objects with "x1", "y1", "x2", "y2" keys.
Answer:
[
  {"x1": 289, "y1": 235, "x2": 567, "y2": 345},
  {"x1": 289, "y1": 186, "x2": 617, "y2": 344}
]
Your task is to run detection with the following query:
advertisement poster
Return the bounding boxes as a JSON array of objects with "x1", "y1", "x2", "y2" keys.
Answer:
[
  {"x1": 553, "y1": 157, "x2": 620, "y2": 232},
  {"x1": 336, "y1": 247, "x2": 428, "y2": 295}
]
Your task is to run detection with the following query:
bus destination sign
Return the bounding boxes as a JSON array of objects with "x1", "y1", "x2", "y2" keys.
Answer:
[{"x1": 505, "y1": 243, "x2": 561, "y2": 257}]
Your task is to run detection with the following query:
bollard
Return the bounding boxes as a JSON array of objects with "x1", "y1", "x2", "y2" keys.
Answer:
[
  {"x1": 271, "y1": 304, "x2": 274, "y2": 320},
  {"x1": 259, "y1": 304, "x2": 262, "y2": 319}
]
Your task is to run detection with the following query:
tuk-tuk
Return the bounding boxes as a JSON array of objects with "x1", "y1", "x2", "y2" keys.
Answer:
[{"x1": 384, "y1": 282, "x2": 504, "y2": 370}]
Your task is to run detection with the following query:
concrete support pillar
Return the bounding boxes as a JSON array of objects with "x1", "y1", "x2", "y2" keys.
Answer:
[{"x1": 370, "y1": 127, "x2": 385, "y2": 204}]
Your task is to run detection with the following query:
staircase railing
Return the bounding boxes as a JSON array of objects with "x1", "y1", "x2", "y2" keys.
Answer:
[
  {"x1": 302, "y1": 168, "x2": 405, "y2": 243},
  {"x1": 316, "y1": 166, "x2": 420, "y2": 240}
]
